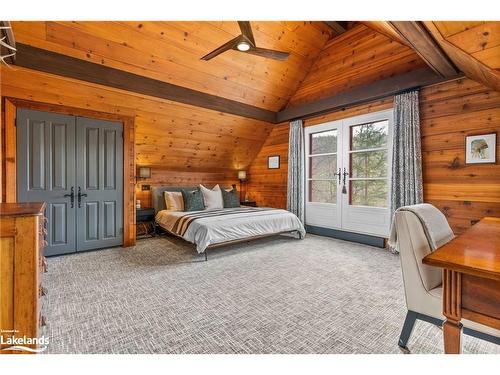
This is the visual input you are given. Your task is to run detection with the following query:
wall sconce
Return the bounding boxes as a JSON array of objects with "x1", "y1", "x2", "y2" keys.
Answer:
[
  {"x1": 238, "y1": 170, "x2": 247, "y2": 181},
  {"x1": 136, "y1": 166, "x2": 151, "y2": 183},
  {"x1": 238, "y1": 170, "x2": 247, "y2": 202}
]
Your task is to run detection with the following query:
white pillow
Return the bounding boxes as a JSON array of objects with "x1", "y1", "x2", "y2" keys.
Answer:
[
  {"x1": 163, "y1": 191, "x2": 184, "y2": 211},
  {"x1": 199, "y1": 184, "x2": 223, "y2": 210}
]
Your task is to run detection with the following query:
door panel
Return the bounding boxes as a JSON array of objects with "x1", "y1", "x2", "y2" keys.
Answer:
[
  {"x1": 76, "y1": 117, "x2": 123, "y2": 251},
  {"x1": 51, "y1": 203, "x2": 68, "y2": 245},
  {"x1": 17, "y1": 109, "x2": 77, "y2": 256},
  {"x1": 304, "y1": 109, "x2": 393, "y2": 237},
  {"x1": 304, "y1": 121, "x2": 342, "y2": 229},
  {"x1": 52, "y1": 123, "x2": 68, "y2": 190},
  {"x1": 340, "y1": 110, "x2": 393, "y2": 237},
  {"x1": 103, "y1": 201, "x2": 116, "y2": 238}
]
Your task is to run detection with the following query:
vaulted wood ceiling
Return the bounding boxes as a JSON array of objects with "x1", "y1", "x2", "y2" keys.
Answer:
[
  {"x1": 6, "y1": 21, "x2": 497, "y2": 179},
  {"x1": 287, "y1": 24, "x2": 426, "y2": 107},
  {"x1": 10, "y1": 21, "x2": 335, "y2": 112},
  {"x1": 364, "y1": 21, "x2": 500, "y2": 92},
  {"x1": 424, "y1": 21, "x2": 500, "y2": 91}
]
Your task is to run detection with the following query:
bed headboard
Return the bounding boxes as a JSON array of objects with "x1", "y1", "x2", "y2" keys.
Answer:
[
  {"x1": 151, "y1": 185, "x2": 237, "y2": 214},
  {"x1": 151, "y1": 186, "x2": 195, "y2": 214}
]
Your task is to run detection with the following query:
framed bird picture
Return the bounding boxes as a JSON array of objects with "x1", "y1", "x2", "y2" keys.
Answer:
[{"x1": 465, "y1": 133, "x2": 496, "y2": 164}]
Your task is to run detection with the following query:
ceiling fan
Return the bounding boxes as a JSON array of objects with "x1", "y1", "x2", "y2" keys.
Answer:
[{"x1": 201, "y1": 21, "x2": 289, "y2": 61}]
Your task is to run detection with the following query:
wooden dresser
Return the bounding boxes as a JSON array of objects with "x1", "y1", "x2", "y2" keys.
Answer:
[{"x1": 0, "y1": 202, "x2": 48, "y2": 354}]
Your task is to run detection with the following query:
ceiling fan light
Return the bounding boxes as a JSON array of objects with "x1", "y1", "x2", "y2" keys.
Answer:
[{"x1": 236, "y1": 41, "x2": 251, "y2": 52}]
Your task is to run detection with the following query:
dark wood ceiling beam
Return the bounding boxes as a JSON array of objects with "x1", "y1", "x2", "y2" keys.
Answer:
[
  {"x1": 12, "y1": 44, "x2": 463, "y2": 125},
  {"x1": 276, "y1": 68, "x2": 462, "y2": 123},
  {"x1": 0, "y1": 20, "x2": 16, "y2": 64},
  {"x1": 14, "y1": 43, "x2": 277, "y2": 123},
  {"x1": 323, "y1": 21, "x2": 347, "y2": 35},
  {"x1": 388, "y1": 21, "x2": 459, "y2": 78}
]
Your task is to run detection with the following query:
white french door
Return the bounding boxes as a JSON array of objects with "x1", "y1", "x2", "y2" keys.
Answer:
[{"x1": 304, "y1": 109, "x2": 393, "y2": 237}]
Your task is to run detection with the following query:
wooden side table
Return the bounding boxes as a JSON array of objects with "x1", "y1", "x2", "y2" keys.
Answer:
[{"x1": 136, "y1": 207, "x2": 156, "y2": 238}]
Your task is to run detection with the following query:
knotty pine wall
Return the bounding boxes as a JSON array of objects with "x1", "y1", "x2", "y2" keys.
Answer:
[
  {"x1": 421, "y1": 78, "x2": 500, "y2": 234},
  {"x1": 287, "y1": 24, "x2": 425, "y2": 108},
  {"x1": 247, "y1": 78, "x2": 500, "y2": 235},
  {"x1": 0, "y1": 66, "x2": 272, "y2": 209}
]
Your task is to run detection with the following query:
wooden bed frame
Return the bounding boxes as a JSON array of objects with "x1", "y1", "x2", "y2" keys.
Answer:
[{"x1": 151, "y1": 186, "x2": 303, "y2": 261}]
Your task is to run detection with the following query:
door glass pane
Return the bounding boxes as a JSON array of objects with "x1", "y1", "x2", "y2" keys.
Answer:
[
  {"x1": 310, "y1": 130, "x2": 337, "y2": 154},
  {"x1": 350, "y1": 150, "x2": 387, "y2": 178},
  {"x1": 350, "y1": 180, "x2": 388, "y2": 207},
  {"x1": 310, "y1": 180, "x2": 337, "y2": 203},
  {"x1": 310, "y1": 155, "x2": 337, "y2": 179},
  {"x1": 351, "y1": 120, "x2": 388, "y2": 151}
]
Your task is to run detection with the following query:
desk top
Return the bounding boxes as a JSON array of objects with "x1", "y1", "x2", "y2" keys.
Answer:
[{"x1": 423, "y1": 217, "x2": 500, "y2": 281}]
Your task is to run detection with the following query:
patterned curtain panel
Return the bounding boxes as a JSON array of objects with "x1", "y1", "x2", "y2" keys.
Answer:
[
  {"x1": 287, "y1": 119, "x2": 305, "y2": 223},
  {"x1": 390, "y1": 90, "x2": 424, "y2": 247}
]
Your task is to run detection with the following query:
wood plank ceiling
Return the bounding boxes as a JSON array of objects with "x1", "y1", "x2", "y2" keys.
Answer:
[
  {"x1": 364, "y1": 21, "x2": 500, "y2": 92},
  {"x1": 425, "y1": 21, "x2": 500, "y2": 92},
  {"x1": 10, "y1": 21, "x2": 334, "y2": 112},
  {"x1": 286, "y1": 24, "x2": 427, "y2": 107}
]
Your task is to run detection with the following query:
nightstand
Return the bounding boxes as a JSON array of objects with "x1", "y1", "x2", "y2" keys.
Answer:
[
  {"x1": 240, "y1": 201, "x2": 257, "y2": 207},
  {"x1": 136, "y1": 207, "x2": 156, "y2": 238}
]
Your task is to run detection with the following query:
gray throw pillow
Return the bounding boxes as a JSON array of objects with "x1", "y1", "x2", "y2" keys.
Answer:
[
  {"x1": 181, "y1": 188, "x2": 205, "y2": 211},
  {"x1": 221, "y1": 187, "x2": 240, "y2": 208}
]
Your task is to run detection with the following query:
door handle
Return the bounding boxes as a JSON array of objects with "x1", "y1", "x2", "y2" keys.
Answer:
[
  {"x1": 77, "y1": 187, "x2": 88, "y2": 208},
  {"x1": 334, "y1": 168, "x2": 341, "y2": 184},
  {"x1": 64, "y1": 187, "x2": 74, "y2": 208},
  {"x1": 342, "y1": 167, "x2": 349, "y2": 194}
]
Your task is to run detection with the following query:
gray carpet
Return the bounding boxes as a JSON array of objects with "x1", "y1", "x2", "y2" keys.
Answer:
[{"x1": 41, "y1": 234, "x2": 500, "y2": 354}]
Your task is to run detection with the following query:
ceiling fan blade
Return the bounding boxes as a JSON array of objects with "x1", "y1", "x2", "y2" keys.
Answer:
[
  {"x1": 246, "y1": 47, "x2": 289, "y2": 61},
  {"x1": 201, "y1": 36, "x2": 241, "y2": 60},
  {"x1": 237, "y1": 21, "x2": 255, "y2": 46}
]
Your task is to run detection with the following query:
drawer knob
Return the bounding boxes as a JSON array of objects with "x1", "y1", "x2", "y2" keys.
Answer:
[
  {"x1": 39, "y1": 285, "x2": 48, "y2": 297},
  {"x1": 39, "y1": 256, "x2": 48, "y2": 273}
]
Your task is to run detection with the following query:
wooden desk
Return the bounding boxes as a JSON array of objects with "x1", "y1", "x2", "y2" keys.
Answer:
[{"x1": 423, "y1": 217, "x2": 500, "y2": 354}]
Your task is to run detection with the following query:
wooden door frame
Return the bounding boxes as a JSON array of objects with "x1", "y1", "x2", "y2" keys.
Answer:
[{"x1": 2, "y1": 97, "x2": 136, "y2": 247}]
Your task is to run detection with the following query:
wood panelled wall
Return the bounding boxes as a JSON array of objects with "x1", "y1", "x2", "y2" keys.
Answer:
[
  {"x1": 421, "y1": 78, "x2": 500, "y2": 234},
  {"x1": 0, "y1": 66, "x2": 273, "y2": 208},
  {"x1": 247, "y1": 78, "x2": 500, "y2": 235},
  {"x1": 287, "y1": 24, "x2": 425, "y2": 107}
]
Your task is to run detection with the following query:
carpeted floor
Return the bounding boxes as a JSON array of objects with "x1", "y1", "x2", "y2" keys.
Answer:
[{"x1": 41, "y1": 234, "x2": 500, "y2": 354}]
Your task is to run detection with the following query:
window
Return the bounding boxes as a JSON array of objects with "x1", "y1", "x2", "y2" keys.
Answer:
[
  {"x1": 349, "y1": 120, "x2": 389, "y2": 207},
  {"x1": 308, "y1": 130, "x2": 338, "y2": 203}
]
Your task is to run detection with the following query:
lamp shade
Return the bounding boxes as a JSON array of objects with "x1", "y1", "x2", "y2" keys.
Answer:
[
  {"x1": 238, "y1": 170, "x2": 247, "y2": 180},
  {"x1": 138, "y1": 167, "x2": 151, "y2": 178}
]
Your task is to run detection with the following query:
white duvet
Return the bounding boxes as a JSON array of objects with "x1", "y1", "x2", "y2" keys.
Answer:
[{"x1": 155, "y1": 207, "x2": 306, "y2": 253}]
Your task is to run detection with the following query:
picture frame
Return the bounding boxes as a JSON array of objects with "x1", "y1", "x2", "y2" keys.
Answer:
[
  {"x1": 465, "y1": 133, "x2": 496, "y2": 164},
  {"x1": 268, "y1": 155, "x2": 280, "y2": 169}
]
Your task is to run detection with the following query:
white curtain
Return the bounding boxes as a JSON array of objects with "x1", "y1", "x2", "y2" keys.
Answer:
[{"x1": 287, "y1": 119, "x2": 305, "y2": 223}]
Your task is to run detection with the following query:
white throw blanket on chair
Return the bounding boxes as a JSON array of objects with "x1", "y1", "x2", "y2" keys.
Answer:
[{"x1": 389, "y1": 203, "x2": 455, "y2": 250}]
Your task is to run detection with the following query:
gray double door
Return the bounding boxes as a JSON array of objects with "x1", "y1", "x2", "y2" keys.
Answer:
[{"x1": 16, "y1": 109, "x2": 123, "y2": 256}]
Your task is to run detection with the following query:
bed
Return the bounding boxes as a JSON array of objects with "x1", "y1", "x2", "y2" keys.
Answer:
[{"x1": 152, "y1": 186, "x2": 306, "y2": 259}]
